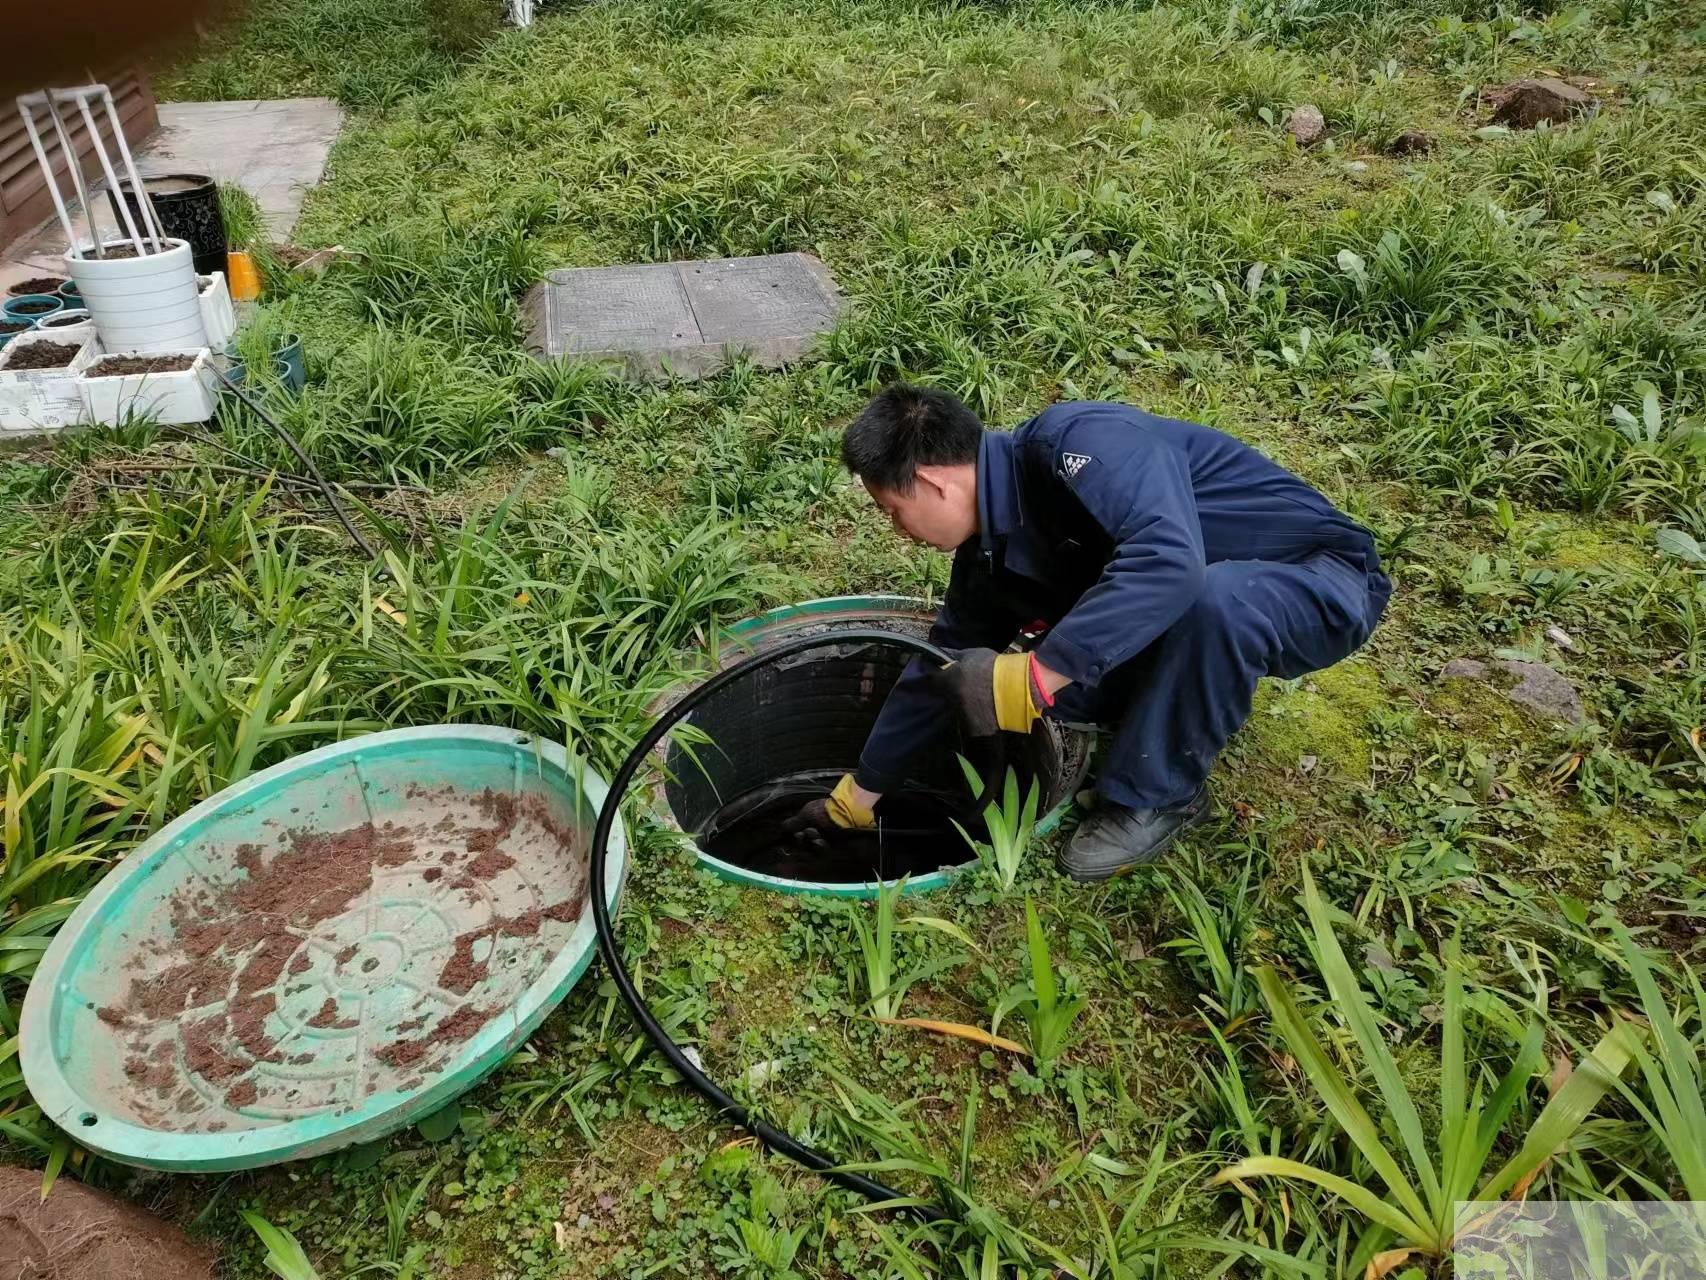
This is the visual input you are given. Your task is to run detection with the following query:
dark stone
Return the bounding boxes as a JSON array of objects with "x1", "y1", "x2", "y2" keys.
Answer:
[
  {"x1": 1387, "y1": 128, "x2": 1435, "y2": 155},
  {"x1": 1487, "y1": 78, "x2": 1595, "y2": 129}
]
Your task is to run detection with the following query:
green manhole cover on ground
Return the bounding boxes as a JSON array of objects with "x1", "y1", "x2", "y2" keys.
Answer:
[{"x1": 22, "y1": 725, "x2": 625, "y2": 1172}]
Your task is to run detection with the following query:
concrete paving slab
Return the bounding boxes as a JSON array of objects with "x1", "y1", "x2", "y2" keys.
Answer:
[
  {"x1": 0, "y1": 98, "x2": 343, "y2": 294},
  {"x1": 523, "y1": 252, "x2": 846, "y2": 379}
]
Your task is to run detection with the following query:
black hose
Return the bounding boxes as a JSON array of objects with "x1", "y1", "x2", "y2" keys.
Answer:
[
  {"x1": 211, "y1": 366, "x2": 382, "y2": 565},
  {"x1": 587, "y1": 629, "x2": 980, "y2": 1215}
]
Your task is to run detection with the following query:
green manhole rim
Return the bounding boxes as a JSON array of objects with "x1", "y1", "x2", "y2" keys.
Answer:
[{"x1": 21, "y1": 724, "x2": 627, "y2": 1171}]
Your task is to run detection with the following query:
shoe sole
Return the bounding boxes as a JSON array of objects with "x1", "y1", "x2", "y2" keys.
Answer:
[{"x1": 1058, "y1": 800, "x2": 1213, "y2": 884}]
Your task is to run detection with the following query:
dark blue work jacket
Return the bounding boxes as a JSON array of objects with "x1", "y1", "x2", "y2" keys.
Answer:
[{"x1": 856, "y1": 401, "x2": 1380, "y2": 794}]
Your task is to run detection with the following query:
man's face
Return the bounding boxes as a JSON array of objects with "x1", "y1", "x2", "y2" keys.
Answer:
[{"x1": 864, "y1": 467, "x2": 978, "y2": 551}]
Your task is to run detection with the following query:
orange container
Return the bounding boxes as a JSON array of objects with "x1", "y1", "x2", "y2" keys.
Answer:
[{"x1": 226, "y1": 250, "x2": 262, "y2": 301}]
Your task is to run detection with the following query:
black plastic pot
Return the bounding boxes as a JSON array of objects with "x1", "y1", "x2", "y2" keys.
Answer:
[{"x1": 109, "y1": 174, "x2": 228, "y2": 278}]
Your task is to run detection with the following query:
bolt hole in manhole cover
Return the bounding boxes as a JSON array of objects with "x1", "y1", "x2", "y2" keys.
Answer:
[
  {"x1": 654, "y1": 598, "x2": 1090, "y2": 898},
  {"x1": 22, "y1": 727, "x2": 626, "y2": 1171}
]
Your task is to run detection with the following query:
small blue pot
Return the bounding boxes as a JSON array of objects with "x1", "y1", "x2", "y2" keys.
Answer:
[{"x1": 3, "y1": 294, "x2": 63, "y2": 324}]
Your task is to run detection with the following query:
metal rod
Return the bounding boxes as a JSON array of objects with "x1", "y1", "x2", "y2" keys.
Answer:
[
  {"x1": 13, "y1": 102, "x2": 79, "y2": 254},
  {"x1": 68, "y1": 92, "x2": 149, "y2": 255},
  {"x1": 38, "y1": 95, "x2": 105, "y2": 259}
]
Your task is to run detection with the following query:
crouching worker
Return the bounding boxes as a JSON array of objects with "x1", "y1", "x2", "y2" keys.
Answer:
[{"x1": 788, "y1": 385, "x2": 1392, "y2": 881}]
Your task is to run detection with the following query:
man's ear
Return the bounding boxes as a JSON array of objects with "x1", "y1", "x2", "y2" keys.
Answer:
[{"x1": 911, "y1": 465, "x2": 953, "y2": 498}]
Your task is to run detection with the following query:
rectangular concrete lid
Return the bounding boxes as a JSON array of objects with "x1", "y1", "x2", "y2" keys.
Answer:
[{"x1": 522, "y1": 252, "x2": 846, "y2": 380}]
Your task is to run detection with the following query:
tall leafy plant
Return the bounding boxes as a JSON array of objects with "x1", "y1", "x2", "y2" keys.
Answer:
[
  {"x1": 1610, "y1": 921, "x2": 1706, "y2": 1200},
  {"x1": 992, "y1": 899, "x2": 1087, "y2": 1070},
  {"x1": 1215, "y1": 864, "x2": 1639, "y2": 1269}
]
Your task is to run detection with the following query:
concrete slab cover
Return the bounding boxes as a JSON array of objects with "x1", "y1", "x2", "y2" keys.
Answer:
[
  {"x1": 0, "y1": 97, "x2": 343, "y2": 288},
  {"x1": 524, "y1": 252, "x2": 846, "y2": 379}
]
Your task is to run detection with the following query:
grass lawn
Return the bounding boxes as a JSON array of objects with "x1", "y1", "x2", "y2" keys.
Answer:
[{"x1": 3, "y1": 0, "x2": 1705, "y2": 1274}]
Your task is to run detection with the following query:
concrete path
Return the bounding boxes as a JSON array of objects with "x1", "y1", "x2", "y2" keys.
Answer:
[{"x1": 0, "y1": 98, "x2": 343, "y2": 292}]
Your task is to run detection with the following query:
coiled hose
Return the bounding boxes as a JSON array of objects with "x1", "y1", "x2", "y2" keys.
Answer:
[{"x1": 587, "y1": 628, "x2": 985, "y2": 1213}]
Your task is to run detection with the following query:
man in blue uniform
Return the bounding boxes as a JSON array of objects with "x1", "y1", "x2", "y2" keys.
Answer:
[{"x1": 792, "y1": 383, "x2": 1392, "y2": 880}]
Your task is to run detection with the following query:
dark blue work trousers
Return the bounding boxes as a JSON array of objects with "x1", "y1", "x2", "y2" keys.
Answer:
[{"x1": 1044, "y1": 550, "x2": 1391, "y2": 810}]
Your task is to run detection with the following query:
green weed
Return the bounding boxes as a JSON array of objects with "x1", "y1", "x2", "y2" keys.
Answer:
[
  {"x1": 991, "y1": 899, "x2": 1088, "y2": 1072},
  {"x1": 849, "y1": 876, "x2": 975, "y2": 1020},
  {"x1": 953, "y1": 758, "x2": 1040, "y2": 893}
]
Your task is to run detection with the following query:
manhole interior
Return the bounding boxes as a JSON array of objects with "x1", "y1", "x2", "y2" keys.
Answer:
[{"x1": 663, "y1": 631, "x2": 1081, "y2": 890}]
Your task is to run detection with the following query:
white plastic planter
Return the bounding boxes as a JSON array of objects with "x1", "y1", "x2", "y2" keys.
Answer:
[
  {"x1": 35, "y1": 309, "x2": 95, "y2": 349},
  {"x1": 0, "y1": 330, "x2": 97, "y2": 435},
  {"x1": 79, "y1": 347, "x2": 217, "y2": 426},
  {"x1": 66, "y1": 238, "x2": 207, "y2": 354},
  {"x1": 198, "y1": 272, "x2": 236, "y2": 349}
]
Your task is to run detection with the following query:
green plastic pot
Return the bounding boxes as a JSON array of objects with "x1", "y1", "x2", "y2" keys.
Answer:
[
  {"x1": 3, "y1": 294, "x2": 63, "y2": 323},
  {"x1": 274, "y1": 333, "x2": 305, "y2": 393}
]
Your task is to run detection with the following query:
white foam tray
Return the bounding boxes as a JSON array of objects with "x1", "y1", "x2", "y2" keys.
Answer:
[
  {"x1": 79, "y1": 347, "x2": 218, "y2": 426},
  {"x1": 0, "y1": 331, "x2": 98, "y2": 434}
]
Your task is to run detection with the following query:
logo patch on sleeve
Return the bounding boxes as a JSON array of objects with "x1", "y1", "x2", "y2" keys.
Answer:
[{"x1": 1060, "y1": 451, "x2": 1093, "y2": 481}]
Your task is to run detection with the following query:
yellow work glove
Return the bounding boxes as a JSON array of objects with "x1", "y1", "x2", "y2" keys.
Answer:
[
  {"x1": 990, "y1": 651, "x2": 1043, "y2": 734},
  {"x1": 825, "y1": 773, "x2": 877, "y2": 830},
  {"x1": 933, "y1": 648, "x2": 1044, "y2": 737}
]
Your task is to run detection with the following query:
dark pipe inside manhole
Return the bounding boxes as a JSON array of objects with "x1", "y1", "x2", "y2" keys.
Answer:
[{"x1": 663, "y1": 634, "x2": 1077, "y2": 885}]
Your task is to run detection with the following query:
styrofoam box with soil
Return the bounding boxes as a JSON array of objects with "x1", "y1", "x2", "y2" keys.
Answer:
[
  {"x1": 0, "y1": 330, "x2": 97, "y2": 434},
  {"x1": 80, "y1": 348, "x2": 218, "y2": 426}
]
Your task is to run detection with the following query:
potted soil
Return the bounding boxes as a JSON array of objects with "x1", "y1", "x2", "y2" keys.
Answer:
[
  {"x1": 38, "y1": 308, "x2": 92, "y2": 331},
  {"x1": 57, "y1": 280, "x2": 82, "y2": 304},
  {"x1": 80, "y1": 348, "x2": 218, "y2": 426},
  {"x1": 4, "y1": 294, "x2": 64, "y2": 323},
  {"x1": 7, "y1": 276, "x2": 68, "y2": 298},
  {"x1": 66, "y1": 237, "x2": 208, "y2": 354},
  {"x1": 37, "y1": 309, "x2": 96, "y2": 349},
  {"x1": 0, "y1": 331, "x2": 96, "y2": 433},
  {"x1": 0, "y1": 320, "x2": 31, "y2": 350}
]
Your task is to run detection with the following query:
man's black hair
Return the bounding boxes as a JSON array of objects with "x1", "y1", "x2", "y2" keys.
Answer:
[{"x1": 840, "y1": 383, "x2": 984, "y2": 493}]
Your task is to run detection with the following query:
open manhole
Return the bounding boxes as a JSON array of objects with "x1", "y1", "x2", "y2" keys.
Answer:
[{"x1": 660, "y1": 597, "x2": 1090, "y2": 897}]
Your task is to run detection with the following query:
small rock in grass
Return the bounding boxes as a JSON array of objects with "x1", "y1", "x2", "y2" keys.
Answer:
[
  {"x1": 1364, "y1": 941, "x2": 1398, "y2": 972},
  {"x1": 744, "y1": 1059, "x2": 780, "y2": 1090},
  {"x1": 1287, "y1": 103, "x2": 1327, "y2": 147},
  {"x1": 1486, "y1": 78, "x2": 1595, "y2": 129},
  {"x1": 1387, "y1": 128, "x2": 1435, "y2": 155},
  {"x1": 1546, "y1": 625, "x2": 1577, "y2": 652},
  {"x1": 1440, "y1": 657, "x2": 1586, "y2": 723},
  {"x1": 1496, "y1": 660, "x2": 1586, "y2": 723}
]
